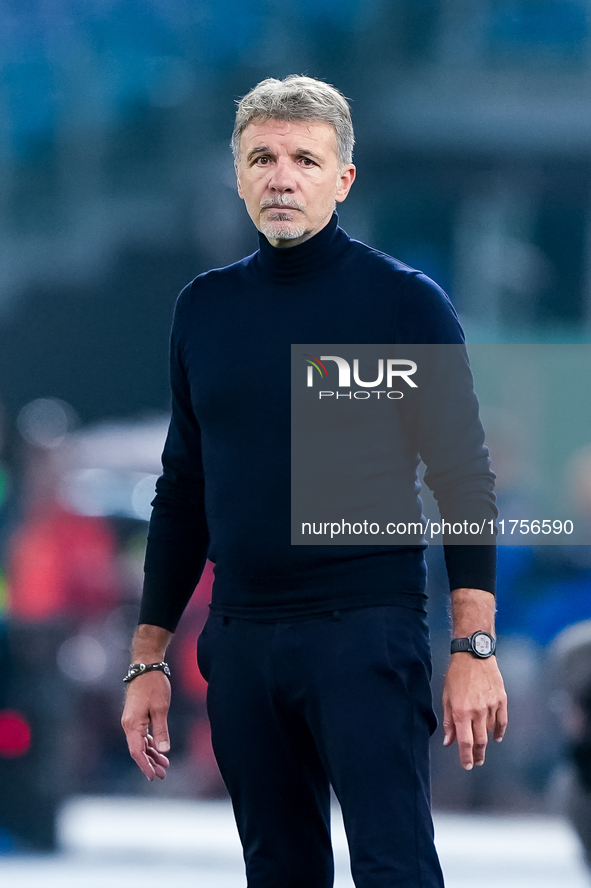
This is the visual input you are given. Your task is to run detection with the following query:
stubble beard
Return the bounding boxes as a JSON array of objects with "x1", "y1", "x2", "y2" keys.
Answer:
[{"x1": 259, "y1": 198, "x2": 308, "y2": 242}]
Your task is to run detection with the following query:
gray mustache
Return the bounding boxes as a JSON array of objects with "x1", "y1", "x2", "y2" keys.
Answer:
[{"x1": 260, "y1": 198, "x2": 305, "y2": 211}]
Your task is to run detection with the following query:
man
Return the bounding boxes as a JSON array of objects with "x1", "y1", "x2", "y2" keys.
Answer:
[
  {"x1": 550, "y1": 621, "x2": 591, "y2": 871},
  {"x1": 122, "y1": 76, "x2": 507, "y2": 887}
]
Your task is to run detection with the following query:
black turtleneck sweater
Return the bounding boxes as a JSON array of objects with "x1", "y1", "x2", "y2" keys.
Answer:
[{"x1": 139, "y1": 214, "x2": 496, "y2": 632}]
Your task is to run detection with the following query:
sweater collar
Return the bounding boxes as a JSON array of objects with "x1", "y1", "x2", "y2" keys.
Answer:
[{"x1": 256, "y1": 212, "x2": 349, "y2": 283}]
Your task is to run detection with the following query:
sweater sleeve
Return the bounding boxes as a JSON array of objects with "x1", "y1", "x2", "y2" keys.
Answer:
[
  {"x1": 139, "y1": 287, "x2": 210, "y2": 631},
  {"x1": 395, "y1": 273, "x2": 497, "y2": 595}
]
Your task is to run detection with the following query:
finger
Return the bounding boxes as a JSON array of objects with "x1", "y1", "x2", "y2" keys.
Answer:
[
  {"x1": 145, "y1": 742, "x2": 168, "y2": 780},
  {"x1": 442, "y1": 699, "x2": 456, "y2": 747},
  {"x1": 146, "y1": 733, "x2": 171, "y2": 763},
  {"x1": 147, "y1": 758, "x2": 168, "y2": 780},
  {"x1": 129, "y1": 734, "x2": 157, "y2": 780},
  {"x1": 146, "y1": 749, "x2": 170, "y2": 777},
  {"x1": 494, "y1": 695, "x2": 509, "y2": 743},
  {"x1": 454, "y1": 717, "x2": 474, "y2": 770},
  {"x1": 121, "y1": 714, "x2": 152, "y2": 776},
  {"x1": 472, "y1": 714, "x2": 488, "y2": 767},
  {"x1": 146, "y1": 734, "x2": 171, "y2": 777},
  {"x1": 486, "y1": 706, "x2": 496, "y2": 734},
  {"x1": 146, "y1": 746, "x2": 170, "y2": 769},
  {"x1": 150, "y1": 709, "x2": 171, "y2": 754}
]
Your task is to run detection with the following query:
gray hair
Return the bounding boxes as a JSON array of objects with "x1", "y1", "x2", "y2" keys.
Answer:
[{"x1": 232, "y1": 75, "x2": 354, "y2": 168}]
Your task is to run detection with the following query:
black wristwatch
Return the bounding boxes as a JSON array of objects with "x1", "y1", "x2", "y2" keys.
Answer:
[
  {"x1": 450, "y1": 631, "x2": 496, "y2": 659},
  {"x1": 123, "y1": 661, "x2": 171, "y2": 684}
]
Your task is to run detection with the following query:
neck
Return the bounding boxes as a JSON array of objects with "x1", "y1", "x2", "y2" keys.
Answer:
[{"x1": 256, "y1": 211, "x2": 349, "y2": 284}]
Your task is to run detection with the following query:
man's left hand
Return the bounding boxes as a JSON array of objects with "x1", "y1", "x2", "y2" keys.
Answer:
[{"x1": 442, "y1": 654, "x2": 508, "y2": 770}]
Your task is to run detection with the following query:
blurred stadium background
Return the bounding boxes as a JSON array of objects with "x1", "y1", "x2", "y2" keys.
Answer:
[{"x1": 1, "y1": 0, "x2": 591, "y2": 883}]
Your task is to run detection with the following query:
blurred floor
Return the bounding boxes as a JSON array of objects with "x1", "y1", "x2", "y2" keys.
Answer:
[{"x1": 0, "y1": 798, "x2": 588, "y2": 887}]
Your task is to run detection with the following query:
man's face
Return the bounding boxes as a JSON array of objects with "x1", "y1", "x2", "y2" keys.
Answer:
[{"x1": 235, "y1": 118, "x2": 356, "y2": 248}]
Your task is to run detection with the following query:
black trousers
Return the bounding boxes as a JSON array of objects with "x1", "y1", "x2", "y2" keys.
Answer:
[{"x1": 197, "y1": 605, "x2": 445, "y2": 888}]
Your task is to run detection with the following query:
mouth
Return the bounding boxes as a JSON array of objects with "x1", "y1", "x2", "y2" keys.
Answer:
[{"x1": 261, "y1": 198, "x2": 305, "y2": 212}]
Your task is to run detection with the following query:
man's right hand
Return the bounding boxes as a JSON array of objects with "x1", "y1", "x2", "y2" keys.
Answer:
[
  {"x1": 121, "y1": 623, "x2": 173, "y2": 781},
  {"x1": 121, "y1": 671, "x2": 172, "y2": 780}
]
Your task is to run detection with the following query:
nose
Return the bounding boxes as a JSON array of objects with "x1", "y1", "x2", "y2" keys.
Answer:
[{"x1": 267, "y1": 157, "x2": 296, "y2": 193}]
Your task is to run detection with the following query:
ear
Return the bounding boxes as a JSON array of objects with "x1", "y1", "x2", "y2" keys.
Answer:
[
  {"x1": 335, "y1": 164, "x2": 356, "y2": 204},
  {"x1": 235, "y1": 162, "x2": 244, "y2": 200}
]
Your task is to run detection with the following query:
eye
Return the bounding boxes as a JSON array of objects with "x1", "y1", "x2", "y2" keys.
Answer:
[
  {"x1": 254, "y1": 156, "x2": 271, "y2": 165},
  {"x1": 300, "y1": 157, "x2": 316, "y2": 166}
]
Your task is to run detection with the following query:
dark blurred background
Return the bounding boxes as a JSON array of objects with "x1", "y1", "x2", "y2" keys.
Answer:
[{"x1": 2, "y1": 0, "x2": 591, "y2": 860}]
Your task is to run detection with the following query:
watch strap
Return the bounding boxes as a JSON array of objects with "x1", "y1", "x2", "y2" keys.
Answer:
[{"x1": 450, "y1": 637, "x2": 472, "y2": 654}]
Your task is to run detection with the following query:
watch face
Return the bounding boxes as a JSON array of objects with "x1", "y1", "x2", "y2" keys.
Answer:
[{"x1": 473, "y1": 633, "x2": 492, "y2": 656}]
